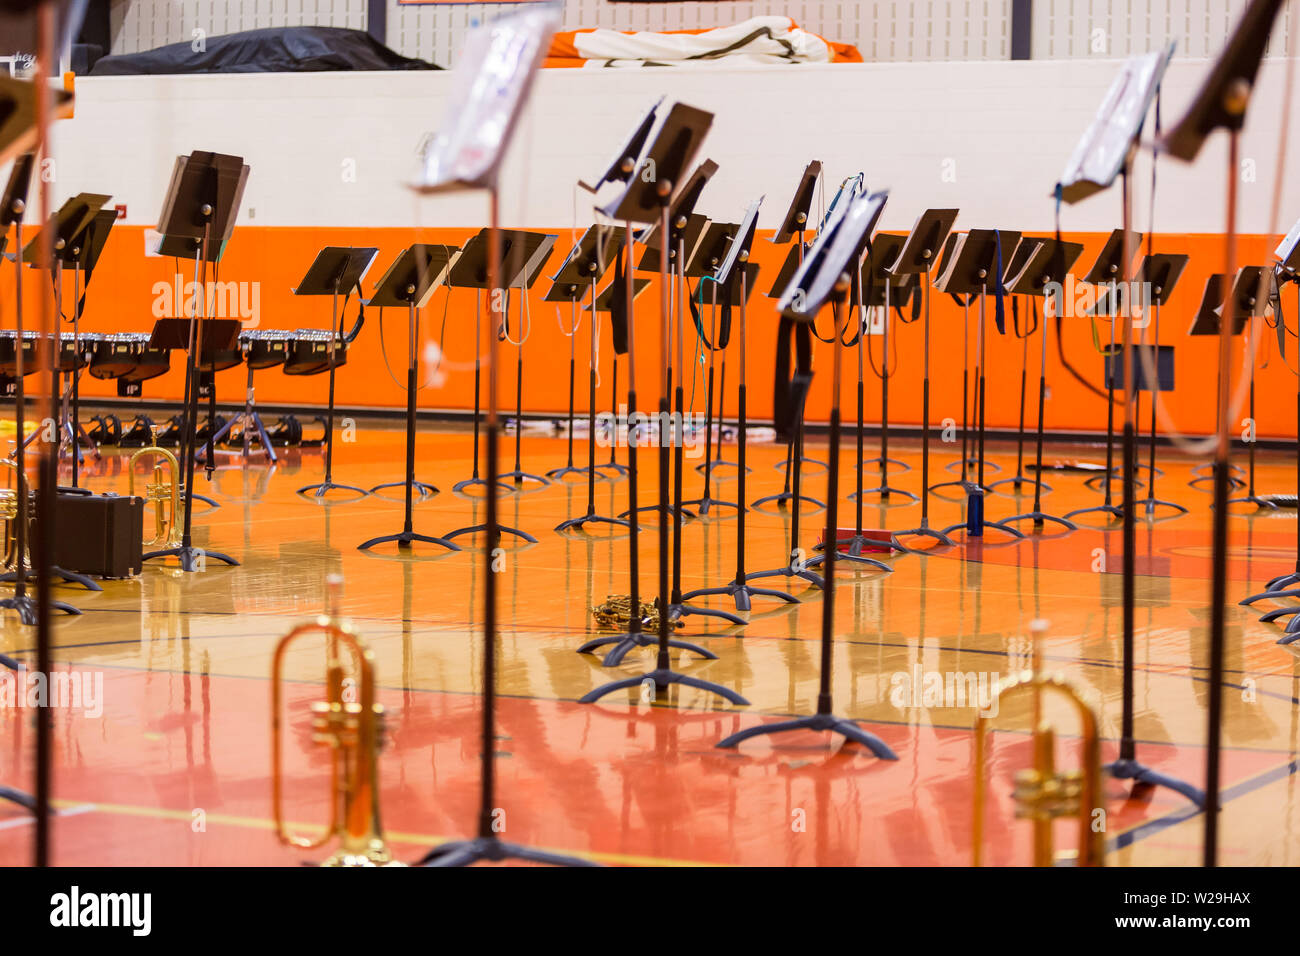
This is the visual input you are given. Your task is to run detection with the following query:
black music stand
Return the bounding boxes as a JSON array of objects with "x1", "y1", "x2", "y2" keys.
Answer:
[
  {"x1": 1164, "y1": 0, "x2": 1289, "y2": 863},
  {"x1": 926, "y1": 230, "x2": 1029, "y2": 540},
  {"x1": 410, "y1": 6, "x2": 596, "y2": 868},
  {"x1": 750, "y1": 242, "x2": 827, "y2": 512},
  {"x1": 999, "y1": 239, "x2": 1086, "y2": 532},
  {"x1": 1223, "y1": 267, "x2": 1276, "y2": 510},
  {"x1": 1134, "y1": 253, "x2": 1189, "y2": 515},
  {"x1": 576, "y1": 203, "x2": 718, "y2": 660},
  {"x1": 60, "y1": 206, "x2": 115, "y2": 488},
  {"x1": 21, "y1": 192, "x2": 110, "y2": 490},
  {"x1": 1184, "y1": 271, "x2": 1255, "y2": 494},
  {"x1": 553, "y1": 244, "x2": 638, "y2": 535},
  {"x1": 859, "y1": 209, "x2": 956, "y2": 556},
  {"x1": 761, "y1": 162, "x2": 826, "y2": 506},
  {"x1": 0, "y1": 156, "x2": 81, "y2": 623},
  {"x1": 358, "y1": 244, "x2": 460, "y2": 554},
  {"x1": 678, "y1": 201, "x2": 789, "y2": 618},
  {"x1": 675, "y1": 220, "x2": 740, "y2": 517},
  {"x1": 1061, "y1": 42, "x2": 1204, "y2": 811},
  {"x1": 497, "y1": 233, "x2": 557, "y2": 488},
  {"x1": 579, "y1": 101, "x2": 747, "y2": 703},
  {"x1": 291, "y1": 246, "x2": 378, "y2": 497},
  {"x1": 544, "y1": 226, "x2": 613, "y2": 483},
  {"x1": 718, "y1": 190, "x2": 897, "y2": 758},
  {"x1": 444, "y1": 228, "x2": 548, "y2": 503},
  {"x1": 851, "y1": 233, "x2": 917, "y2": 503},
  {"x1": 935, "y1": 231, "x2": 1019, "y2": 488},
  {"x1": 144, "y1": 151, "x2": 247, "y2": 572},
  {"x1": 1068, "y1": 230, "x2": 1143, "y2": 513},
  {"x1": 144, "y1": 316, "x2": 241, "y2": 570},
  {"x1": 1241, "y1": 225, "x2": 1300, "y2": 613}
]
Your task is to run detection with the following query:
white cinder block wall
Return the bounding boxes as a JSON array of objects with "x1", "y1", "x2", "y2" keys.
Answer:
[{"x1": 35, "y1": 56, "x2": 1300, "y2": 239}]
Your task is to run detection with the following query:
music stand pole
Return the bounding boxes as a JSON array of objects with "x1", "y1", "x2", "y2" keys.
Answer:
[
  {"x1": 1226, "y1": 330, "x2": 1275, "y2": 509},
  {"x1": 581, "y1": 191, "x2": 747, "y2": 702},
  {"x1": 931, "y1": 298, "x2": 983, "y2": 493},
  {"x1": 452, "y1": 292, "x2": 509, "y2": 496},
  {"x1": 1140, "y1": 298, "x2": 1188, "y2": 515},
  {"x1": 421, "y1": 186, "x2": 595, "y2": 869},
  {"x1": 679, "y1": 282, "x2": 736, "y2": 515},
  {"x1": 546, "y1": 297, "x2": 584, "y2": 481},
  {"x1": 718, "y1": 277, "x2": 893, "y2": 753}
]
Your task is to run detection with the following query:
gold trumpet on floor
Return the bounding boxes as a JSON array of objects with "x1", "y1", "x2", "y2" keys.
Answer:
[
  {"x1": 128, "y1": 427, "x2": 181, "y2": 549},
  {"x1": 973, "y1": 619, "x2": 1105, "y2": 867},
  {"x1": 271, "y1": 574, "x2": 403, "y2": 867}
]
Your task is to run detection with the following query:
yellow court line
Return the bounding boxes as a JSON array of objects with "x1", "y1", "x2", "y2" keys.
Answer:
[{"x1": 49, "y1": 798, "x2": 720, "y2": 868}]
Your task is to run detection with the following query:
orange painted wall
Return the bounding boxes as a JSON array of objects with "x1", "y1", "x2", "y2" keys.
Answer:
[{"x1": 2, "y1": 225, "x2": 1294, "y2": 440}]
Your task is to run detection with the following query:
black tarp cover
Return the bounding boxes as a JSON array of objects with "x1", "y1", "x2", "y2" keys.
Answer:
[{"x1": 89, "y1": 26, "x2": 439, "y2": 75}]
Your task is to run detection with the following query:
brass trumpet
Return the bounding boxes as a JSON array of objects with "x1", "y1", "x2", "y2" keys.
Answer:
[
  {"x1": 973, "y1": 619, "x2": 1105, "y2": 867},
  {"x1": 0, "y1": 451, "x2": 27, "y2": 570},
  {"x1": 128, "y1": 427, "x2": 181, "y2": 549},
  {"x1": 271, "y1": 574, "x2": 402, "y2": 867}
]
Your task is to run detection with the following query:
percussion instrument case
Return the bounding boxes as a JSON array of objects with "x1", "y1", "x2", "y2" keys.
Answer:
[{"x1": 49, "y1": 493, "x2": 145, "y2": 578}]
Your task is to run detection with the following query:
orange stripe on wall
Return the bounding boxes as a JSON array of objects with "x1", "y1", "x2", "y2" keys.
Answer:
[{"x1": 1, "y1": 226, "x2": 1292, "y2": 440}]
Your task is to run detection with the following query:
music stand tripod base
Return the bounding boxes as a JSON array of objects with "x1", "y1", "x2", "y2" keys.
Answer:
[
  {"x1": 774, "y1": 455, "x2": 829, "y2": 475},
  {"x1": 579, "y1": 664, "x2": 749, "y2": 705},
  {"x1": 0, "y1": 786, "x2": 36, "y2": 812},
  {"x1": 0, "y1": 566, "x2": 104, "y2": 592},
  {"x1": 444, "y1": 521, "x2": 537, "y2": 544},
  {"x1": 554, "y1": 511, "x2": 632, "y2": 534},
  {"x1": 1063, "y1": 502, "x2": 1126, "y2": 523},
  {"x1": 716, "y1": 711, "x2": 897, "y2": 759},
  {"x1": 807, "y1": 541, "x2": 892, "y2": 573},
  {"x1": 1107, "y1": 757, "x2": 1206, "y2": 807},
  {"x1": 848, "y1": 485, "x2": 918, "y2": 504},
  {"x1": 745, "y1": 564, "x2": 824, "y2": 590},
  {"x1": 417, "y1": 835, "x2": 600, "y2": 868},
  {"x1": 892, "y1": 524, "x2": 957, "y2": 553},
  {"x1": 577, "y1": 624, "x2": 718, "y2": 668},
  {"x1": 621, "y1": 502, "x2": 698, "y2": 521},
  {"x1": 297, "y1": 479, "x2": 369, "y2": 500},
  {"x1": 357, "y1": 530, "x2": 461, "y2": 553},
  {"x1": 750, "y1": 490, "x2": 824, "y2": 511},
  {"x1": 143, "y1": 545, "x2": 240, "y2": 571},
  {"x1": 452, "y1": 475, "x2": 514, "y2": 495},
  {"x1": 681, "y1": 580, "x2": 798, "y2": 615},
  {"x1": 370, "y1": 479, "x2": 438, "y2": 499},
  {"x1": 0, "y1": 595, "x2": 81, "y2": 623}
]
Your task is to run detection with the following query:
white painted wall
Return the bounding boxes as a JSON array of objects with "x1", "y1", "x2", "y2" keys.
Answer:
[{"x1": 32, "y1": 55, "x2": 1300, "y2": 238}]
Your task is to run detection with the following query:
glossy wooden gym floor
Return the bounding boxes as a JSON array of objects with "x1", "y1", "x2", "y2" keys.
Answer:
[{"x1": 1, "y1": 423, "x2": 1298, "y2": 866}]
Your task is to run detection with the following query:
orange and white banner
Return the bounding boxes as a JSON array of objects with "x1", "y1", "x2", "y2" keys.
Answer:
[{"x1": 545, "y1": 16, "x2": 862, "y2": 68}]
